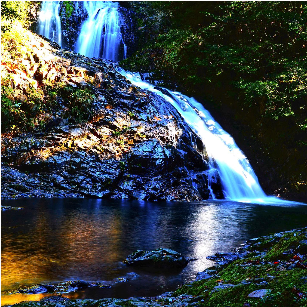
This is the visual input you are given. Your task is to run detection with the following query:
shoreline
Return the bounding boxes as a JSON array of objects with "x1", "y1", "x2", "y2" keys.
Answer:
[{"x1": 3, "y1": 226, "x2": 307, "y2": 306}]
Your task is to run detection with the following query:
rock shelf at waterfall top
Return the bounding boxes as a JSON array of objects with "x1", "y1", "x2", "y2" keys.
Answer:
[
  {"x1": 3, "y1": 227, "x2": 307, "y2": 306},
  {"x1": 1, "y1": 26, "x2": 222, "y2": 202}
]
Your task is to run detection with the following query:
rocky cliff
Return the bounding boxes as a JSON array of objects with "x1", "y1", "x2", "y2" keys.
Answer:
[{"x1": 1, "y1": 26, "x2": 223, "y2": 201}]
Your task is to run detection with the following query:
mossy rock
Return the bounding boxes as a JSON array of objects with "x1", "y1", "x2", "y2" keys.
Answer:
[{"x1": 124, "y1": 248, "x2": 189, "y2": 272}]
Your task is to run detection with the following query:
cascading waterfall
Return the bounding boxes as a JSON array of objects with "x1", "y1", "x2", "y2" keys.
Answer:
[
  {"x1": 75, "y1": 1, "x2": 127, "y2": 61},
  {"x1": 167, "y1": 91, "x2": 267, "y2": 201},
  {"x1": 36, "y1": 1, "x2": 295, "y2": 203},
  {"x1": 117, "y1": 69, "x2": 270, "y2": 202},
  {"x1": 38, "y1": 1, "x2": 62, "y2": 46}
]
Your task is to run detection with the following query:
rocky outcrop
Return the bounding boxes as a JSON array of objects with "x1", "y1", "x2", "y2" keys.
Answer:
[
  {"x1": 58, "y1": 2, "x2": 87, "y2": 51},
  {"x1": 1, "y1": 27, "x2": 223, "y2": 201}
]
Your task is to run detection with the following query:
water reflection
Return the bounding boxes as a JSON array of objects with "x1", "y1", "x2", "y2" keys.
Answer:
[
  {"x1": 2, "y1": 199, "x2": 307, "y2": 304},
  {"x1": 182, "y1": 202, "x2": 252, "y2": 276},
  {"x1": 1, "y1": 293, "x2": 54, "y2": 306}
]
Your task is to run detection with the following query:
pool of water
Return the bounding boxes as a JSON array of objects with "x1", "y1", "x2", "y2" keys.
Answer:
[{"x1": 2, "y1": 198, "x2": 307, "y2": 305}]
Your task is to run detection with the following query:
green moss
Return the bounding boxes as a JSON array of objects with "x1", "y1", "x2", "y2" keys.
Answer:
[
  {"x1": 265, "y1": 232, "x2": 305, "y2": 261},
  {"x1": 175, "y1": 228, "x2": 307, "y2": 306},
  {"x1": 62, "y1": 1, "x2": 74, "y2": 19}
]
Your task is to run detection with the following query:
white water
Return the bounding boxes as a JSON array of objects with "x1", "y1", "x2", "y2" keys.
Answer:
[
  {"x1": 117, "y1": 69, "x2": 282, "y2": 203},
  {"x1": 75, "y1": 1, "x2": 126, "y2": 61},
  {"x1": 38, "y1": 1, "x2": 62, "y2": 46}
]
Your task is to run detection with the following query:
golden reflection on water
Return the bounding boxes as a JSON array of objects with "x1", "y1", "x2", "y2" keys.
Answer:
[
  {"x1": 60, "y1": 212, "x2": 122, "y2": 267},
  {"x1": 1, "y1": 293, "x2": 52, "y2": 306},
  {"x1": 1, "y1": 245, "x2": 58, "y2": 294},
  {"x1": 1, "y1": 292, "x2": 82, "y2": 306},
  {"x1": 1, "y1": 202, "x2": 123, "y2": 305},
  {"x1": 1, "y1": 293, "x2": 79, "y2": 306}
]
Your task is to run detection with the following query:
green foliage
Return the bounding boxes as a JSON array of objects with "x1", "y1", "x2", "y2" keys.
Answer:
[
  {"x1": 56, "y1": 86, "x2": 96, "y2": 123},
  {"x1": 1, "y1": 92, "x2": 23, "y2": 132},
  {"x1": 127, "y1": 111, "x2": 135, "y2": 118},
  {"x1": 129, "y1": 2, "x2": 172, "y2": 43},
  {"x1": 62, "y1": 1, "x2": 74, "y2": 19},
  {"x1": 119, "y1": 161, "x2": 126, "y2": 171},
  {"x1": 1, "y1": 1, "x2": 40, "y2": 32},
  {"x1": 1, "y1": 75, "x2": 45, "y2": 132},
  {"x1": 124, "y1": 1, "x2": 307, "y2": 121},
  {"x1": 112, "y1": 126, "x2": 130, "y2": 137}
]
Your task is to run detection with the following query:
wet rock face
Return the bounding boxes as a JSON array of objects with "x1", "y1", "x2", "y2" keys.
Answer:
[
  {"x1": 59, "y1": 2, "x2": 87, "y2": 51},
  {"x1": 1, "y1": 29, "x2": 224, "y2": 202}
]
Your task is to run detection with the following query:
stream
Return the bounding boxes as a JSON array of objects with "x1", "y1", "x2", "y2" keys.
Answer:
[
  {"x1": 2, "y1": 2, "x2": 306, "y2": 305},
  {"x1": 2, "y1": 198, "x2": 307, "y2": 305}
]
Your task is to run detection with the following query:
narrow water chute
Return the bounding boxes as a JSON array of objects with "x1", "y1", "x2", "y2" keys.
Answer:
[{"x1": 38, "y1": 1, "x2": 62, "y2": 46}]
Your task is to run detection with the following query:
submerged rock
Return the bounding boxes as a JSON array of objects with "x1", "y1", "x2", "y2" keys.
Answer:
[
  {"x1": 124, "y1": 248, "x2": 189, "y2": 272},
  {"x1": 1, "y1": 206, "x2": 23, "y2": 212},
  {"x1": 5, "y1": 273, "x2": 139, "y2": 296}
]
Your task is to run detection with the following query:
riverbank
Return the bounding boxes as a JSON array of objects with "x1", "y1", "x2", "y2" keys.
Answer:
[{"x1": 3, "y1": 227, "x2": 307, "y2": 307}]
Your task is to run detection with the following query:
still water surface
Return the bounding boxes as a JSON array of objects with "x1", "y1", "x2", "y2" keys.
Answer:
[{"x1": 2, "y1": 198, "x2": 307, "y2": 304}]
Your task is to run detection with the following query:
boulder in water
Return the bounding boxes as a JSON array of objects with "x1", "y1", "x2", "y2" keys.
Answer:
[{"x1": 124, "y1": 248, "x2": 189, "y2": 272}]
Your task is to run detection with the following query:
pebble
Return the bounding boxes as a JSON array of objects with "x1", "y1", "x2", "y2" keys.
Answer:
[{"x1": 247, "y1": 288, "x2": 271, "y2": 298}]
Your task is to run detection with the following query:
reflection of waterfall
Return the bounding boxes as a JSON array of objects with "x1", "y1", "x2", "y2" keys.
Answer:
[
  {"x1": 38, "y1": 1, "x2": 62, "y2": 46},
  {"x1": 75, "y1": 1, "x2": 127, "y2": 61},
  {"x1": 118, "y1": 69, "x2": 269, "y2": 202},
  {"x1": 186, "y1": 202, "x2": 249, "y2": 275}
]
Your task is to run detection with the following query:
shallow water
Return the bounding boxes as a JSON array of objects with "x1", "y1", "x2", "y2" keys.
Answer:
[{"x1": 2, "y1": 198, "x2": 307, "y2": 305}]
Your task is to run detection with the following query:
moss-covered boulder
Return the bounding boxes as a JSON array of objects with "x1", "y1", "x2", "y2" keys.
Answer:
[{"x1": 124, "y1": 248, "x2": 189, "y2": 272}]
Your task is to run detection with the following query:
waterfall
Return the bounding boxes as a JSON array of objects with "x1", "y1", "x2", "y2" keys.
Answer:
[
  {"x1": 38, "y1": 1, "x2": 62, "y2": 46},
  {"x1": 36, "y1": 2, "x2": 295, "y2": 204},
  {"x1": 117, "y1": 69, "x2": 270, "y2": 202},
  {"x1": 75, "y1": 1, "x2": 126, "y2": 61}
]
